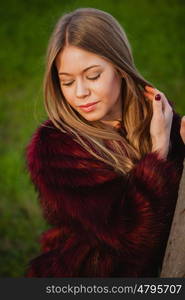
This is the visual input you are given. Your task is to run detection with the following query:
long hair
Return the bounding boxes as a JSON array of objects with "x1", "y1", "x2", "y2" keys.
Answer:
[{"x1": 43, "y1": 7, "x2": 154, "y2": 175}]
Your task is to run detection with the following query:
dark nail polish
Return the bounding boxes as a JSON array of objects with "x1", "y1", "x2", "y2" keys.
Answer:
[{"x1": 155, "y1": 94, "x2": 161, "y2": 101}]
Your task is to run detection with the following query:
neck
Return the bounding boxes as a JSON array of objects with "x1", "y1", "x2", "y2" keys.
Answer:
[{"x1": 100, "y1": 119, "x2": 122, "y2": 130}]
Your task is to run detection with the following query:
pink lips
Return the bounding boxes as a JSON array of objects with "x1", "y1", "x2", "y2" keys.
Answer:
[{"x1": 79, "y1": 101, "x2": 99, "y2": 112}]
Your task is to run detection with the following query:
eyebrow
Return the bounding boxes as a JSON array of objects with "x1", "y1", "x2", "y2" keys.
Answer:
[{"x1": 58, "y1": 65, "x2": 101, "y2": 76}]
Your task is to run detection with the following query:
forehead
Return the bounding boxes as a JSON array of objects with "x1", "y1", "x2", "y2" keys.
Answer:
[{"x1": 55, "y1": 45, "x2": 110, "y2": 73}]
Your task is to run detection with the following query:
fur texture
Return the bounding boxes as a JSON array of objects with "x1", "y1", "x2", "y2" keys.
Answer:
[{"x1": 25, "y1": 112, "x2": 184, "y2": 277}]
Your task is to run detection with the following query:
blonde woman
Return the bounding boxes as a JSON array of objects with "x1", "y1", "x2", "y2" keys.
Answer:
[{"x1": 25, "y1": 8, "x2": 185, "y2": 277}]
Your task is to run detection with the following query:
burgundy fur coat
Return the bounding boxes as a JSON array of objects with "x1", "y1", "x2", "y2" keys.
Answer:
[{"x1": 25, "y1": 112, "x2": 184, "y2": 277}]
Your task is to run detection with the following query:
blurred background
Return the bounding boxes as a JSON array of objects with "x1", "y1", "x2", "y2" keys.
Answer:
[{"x1": 0, "y1": 0, "x2": 184, "y2": 277}]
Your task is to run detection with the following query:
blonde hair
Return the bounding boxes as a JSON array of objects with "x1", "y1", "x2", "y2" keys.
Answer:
[{"x1": 43, "y1": 7, "x2": 154, "y2": 175}]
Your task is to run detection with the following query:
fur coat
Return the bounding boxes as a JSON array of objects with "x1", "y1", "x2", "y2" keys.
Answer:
[{"x1": 25, "y1": 111, "x2": 185, "y2": 277}]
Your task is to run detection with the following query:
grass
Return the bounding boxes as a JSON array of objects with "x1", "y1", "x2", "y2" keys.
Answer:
[{"x1": 0, "y1": 0, "x2": 185, "y2": 277}]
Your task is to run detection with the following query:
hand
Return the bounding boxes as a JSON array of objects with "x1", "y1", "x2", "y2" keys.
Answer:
[
  {"x1": 143, "y1": 86, "x2": 173, "y2": 159},
  {"x1": 180, "y1": 116, "x2": 185, "y2": 144}
]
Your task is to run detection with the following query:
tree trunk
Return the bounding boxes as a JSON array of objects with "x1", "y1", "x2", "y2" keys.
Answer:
[{"x1": 160, "y1": 159, "x2": 185, "y2": 277}]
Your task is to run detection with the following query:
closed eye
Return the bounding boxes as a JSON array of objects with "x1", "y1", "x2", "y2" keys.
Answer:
[
  {"x1": 88, "y1": 74, "x2": 101, "y2": 80},
  {"x1": 62, "y1": 74, "x2": 101, "y2": 86}
]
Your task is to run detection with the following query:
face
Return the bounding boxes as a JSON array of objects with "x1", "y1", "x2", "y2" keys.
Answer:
[{"x1": 56, "y1": 45, "x2": 123, "y2": 122}]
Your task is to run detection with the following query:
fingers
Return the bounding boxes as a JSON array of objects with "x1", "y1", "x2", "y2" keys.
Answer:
[
  {"x1": 181, "y1": 116, "x2": 185, "y2": 127},
  {"x1": 143, "y1": 86, "x2": 163, "y2": 116},
  {"x1": 144, "y1": 85, "x2": 163, "y2": 101},
  {"x1": 145, "y1": 85, "x2": 155, "y2": 94},
  {"x1": 143, "y1": 85, "x2": 155, "y2": 100},
  {"x1": 180, "y1": 116, "x2": 185, "y2": 144},
  {"x1": 143, "y1": 85, "x2": 172, "y2": 115}
]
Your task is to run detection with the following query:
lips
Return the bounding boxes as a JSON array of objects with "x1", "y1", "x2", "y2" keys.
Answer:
[
  {"x1": 79, "y1": 101, "x2": 99, "y2": 113},
  {"x1": 79, "y1": 101, "x2": 99, "y2": 108}
]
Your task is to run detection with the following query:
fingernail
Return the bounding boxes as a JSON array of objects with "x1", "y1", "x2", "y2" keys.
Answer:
[{"x1": 155, "y1": 94, "x2": 161, "y2": 101}]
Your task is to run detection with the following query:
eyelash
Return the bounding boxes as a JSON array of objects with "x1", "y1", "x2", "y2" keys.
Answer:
[{"x1": 62, "y1": 74, "x2": 101, "y2": 86}]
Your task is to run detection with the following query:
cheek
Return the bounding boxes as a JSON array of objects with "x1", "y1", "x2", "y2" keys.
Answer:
[
  {"x1": 60, "y1": 87, "x2": 74, "y2": 106},
  {"x1": 101, "y1": 76, "x2": 121, "y2": 102},
  {"x1": 94, "y1": 78, "x2": 114, "y2": 98}
]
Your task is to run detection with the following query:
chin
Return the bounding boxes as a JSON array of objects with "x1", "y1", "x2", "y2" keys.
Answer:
[{"x1": 80, "y1": 112, "x2": 104, "y2": 122}]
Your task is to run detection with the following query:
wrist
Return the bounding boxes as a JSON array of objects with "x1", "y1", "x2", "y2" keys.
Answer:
[
  {"x1": 152, "y1": 140, "x2": 170, "y2": 160},
  {"x1": 152, "y1": 148, "x2": 168, "y2": 160}
]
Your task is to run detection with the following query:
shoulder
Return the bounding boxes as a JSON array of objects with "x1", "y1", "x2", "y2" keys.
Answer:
[
  {"x1": 25, "y1": 119, "x2": 96, "y2": 181},
  {"x1": 26, "y1": 119, "x2": 90, "y2": 161},
  {"x1": 27, "y1": 119, "x2": 73, "y2": 148},
  {"x1": 25, "y1": 120, "x2": 119, "y2": 188}
]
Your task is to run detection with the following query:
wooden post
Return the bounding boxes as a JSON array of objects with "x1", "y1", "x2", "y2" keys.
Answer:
[{"x1": 160, "y1": 159, "x2": 185, "y2": 277}]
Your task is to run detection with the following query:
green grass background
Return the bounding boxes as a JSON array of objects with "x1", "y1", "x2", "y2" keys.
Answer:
[{"x1": 0, "y1": 0, "x2": 184, "y2": 277}]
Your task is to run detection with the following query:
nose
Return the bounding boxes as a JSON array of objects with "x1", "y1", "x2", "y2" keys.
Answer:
[{"x1": 75, "y1": 79, "x2": 90, "y2": 98}]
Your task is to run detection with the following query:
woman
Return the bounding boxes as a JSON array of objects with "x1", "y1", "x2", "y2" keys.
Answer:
[{"x1": 25, "y1": 8, "x2": 185, "y2": 277}]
